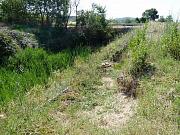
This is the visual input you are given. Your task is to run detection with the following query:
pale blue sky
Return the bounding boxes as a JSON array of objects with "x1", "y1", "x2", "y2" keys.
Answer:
[{"x1": 77, "y1": 0, "x2": 180, "y2": 19}]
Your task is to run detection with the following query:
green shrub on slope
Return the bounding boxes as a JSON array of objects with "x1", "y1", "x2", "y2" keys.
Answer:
[
  {"x1": 0, "y1": 29, "x2": 39, "y2": 64},
  {"x1": 162, "y1": 23, "x2": 180, "y2": 60}
]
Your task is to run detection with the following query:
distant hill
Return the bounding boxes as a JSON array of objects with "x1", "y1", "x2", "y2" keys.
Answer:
[{"x1": 114, "y1": 17, "x2": 136, "y2": 23}]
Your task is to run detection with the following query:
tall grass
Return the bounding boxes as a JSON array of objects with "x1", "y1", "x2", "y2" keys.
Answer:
[{"x1": 0, "y1": 47, "x2": 91, "y2": 105}]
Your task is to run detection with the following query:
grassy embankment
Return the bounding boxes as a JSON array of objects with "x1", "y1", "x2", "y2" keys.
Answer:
[
  {"x1": 0, "y1": 22, "x2": 179, "y2": 134},
  {"x1": 0, "y1": 47, "x2": 90, "y2": 105}
]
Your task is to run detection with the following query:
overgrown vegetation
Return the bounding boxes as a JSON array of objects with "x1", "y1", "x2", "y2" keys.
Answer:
[
  {"x1": 0, "y1": 22, "x2": 179, "y2": 135},
  {"x1": 162, "y1": 22, "x2": 180, "y2": 60},
  {"x1": 0, "y1": 0, "x2": 179, "y2": 134},
  {"x1": 0, "y1": 28, "x2": 38, "y2": 64},
  {"x1": 77, "y1": 3, "x2": 113, "y2": 45},
  {"x1": 0, "y1": 47, "x2": 90, "y2": 105},
  {"x1": 0, "y1": 0, "x2": 71, "y2": 28},
  {"x1": 129, "y1": 25, "x2": 149, "y2": 77},
  {"x1": 0, "y1": 1, "x2": 117, "y2": 105}
]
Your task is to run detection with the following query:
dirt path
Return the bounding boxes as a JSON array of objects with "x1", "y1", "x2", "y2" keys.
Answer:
[
  {"x1": 80, "y1": 75, "x2": 137, "y2": 130},
  {"x1": 52, "y1": 61, "x2": 138, "y2": 131}
]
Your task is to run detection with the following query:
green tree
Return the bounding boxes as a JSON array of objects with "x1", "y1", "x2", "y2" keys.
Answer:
[
  {"x1": 166, "y1": 15, "x2": 173, "y2": 22},
  {"x1": 140, "y1": 17, "x2": 147, "y2": 23},
  {"x1": 124, "y1": 18, "x2": 132, "y2": 24},
  {"x1": 1, "y1": 0, "x2": 71, "y2": 28},
  {"x1": 135, "y1": 17, "x2": 140, "y2": 23},
  {"x1": 1, "y1": 0, "x2": 28, "y2": 24},
  {"x1": 77, "y1": 3, "x2": 112, "y2": 45},
  {"x1": 158, "y1": 16, "x2": 166, "y2": 22},
  {"x1": 142, "y1": 8, "x2": 159, "y2": 21},
  {"x1": 77, "y1": 3, "x2": 108, "y2": 30}
]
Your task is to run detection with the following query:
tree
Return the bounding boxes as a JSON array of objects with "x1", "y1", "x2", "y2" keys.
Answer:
[
  {"x1": 140, "y1": 17, "x2": 147, "y2": 23},
  {"x1": 0, "y1": 0, "x2": 72, "y2": 28},
  {"x1": 1, "y1": 0, "x2": 28, "y2": 24},
  {"x1": 124, "y1": 18, "x2": 132, "y2": 24},
  {"x1": 142, "y1": 8, "x2": 159, "y2": 21},
  {"x1": 77, "y1": 3, "x2": 108, "y2": 29},
  {"x1": 135, "y1": 17, "x2": 140, "y2": 23},
  {"x1": 158, "y1": 16, "x2": 166, "y2": 22},
  {"x1": 77, "y1": 3, "x2": 111, "y2": 44},
  {"x1": 166, "y1": 15, "x2": 173, "y2": 22}
]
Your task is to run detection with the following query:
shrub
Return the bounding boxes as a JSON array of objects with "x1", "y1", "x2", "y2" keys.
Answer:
[
  {"x1": 129, "y1": 26, "x2": 149, "y2": 77},
  {"x1": 1, "y1": 28, "x2": 39, "y2": 49},
  {"x1": 130, "y1": 41, "x2": 148, "y2": 77},
  {"x1": 0, "y1": 29, "x2": 38, "y2": 64},
  {"x1": 162, "y1": 23, "x2": 180, "y2": 60},
  {"x1": 0, "y1": 32, "x2": 20, "y2": 64}
]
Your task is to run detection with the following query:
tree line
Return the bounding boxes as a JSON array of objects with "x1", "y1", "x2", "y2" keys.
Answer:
[
  {"x1": 135, "y1": 8, "x2": 174, "y2": 23},
  {"x1": 0, "y1": 0, "x2": 79, "y2": 29}
]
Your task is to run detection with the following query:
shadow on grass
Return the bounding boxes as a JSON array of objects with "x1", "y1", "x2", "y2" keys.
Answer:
[{"x1": 10, "y1": 24, "x2": 133, "y2": 52}]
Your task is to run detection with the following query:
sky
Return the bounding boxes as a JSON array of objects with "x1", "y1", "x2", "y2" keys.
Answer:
[{"x1": 77, "y1": 0, "x2": 180, "y2": 19}]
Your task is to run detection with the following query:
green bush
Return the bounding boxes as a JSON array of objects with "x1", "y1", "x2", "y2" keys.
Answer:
[
  {"x1": 0, "y1": 32, "x2": 20, "y2": 64},
  {"x1": 130, "y1": 41, "x2": 148, "y2": 76},
  {"x1": 162, "y1": 23, "x2": 180, "y2": 60},
  {"x1": 0, "y1": 29, "x2": 39, "y2": 65},
  {"x1": 129, "y1": 26, "x2": 149, "y2": 77}
]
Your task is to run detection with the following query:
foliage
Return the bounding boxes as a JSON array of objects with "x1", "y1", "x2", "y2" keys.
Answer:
[
  {"x1": 166, "y1": 15, "x2": 174, "y2": 22},
  {"x1": 142, "y1": 8, "x2": 159, "y2": 21},
  {"x1": 0, "y1": 47, "x2": 91, "y2": 104},
  {"x1": 135, "y1": 17, "x2": 147, "y2": 23},
  {"x1": 77, "y1": 4, "x2": 108, "y2": 29},
  {"x1": 162, "y1": 23, "x2": 180, "y2": 60},
  {"x1": 0, "y1": 23, "x2": 179, "y2": 135},
  {"x1": 158, "y1": 15, "x2": 174, "y2": 22},
  {"x1": 77, "y1": 3, "x2": 113, "y2": 45},
  {"x1": 0, "y1": 32, "x2": 20, "y2": 64},
  {"x1": 129, "y1": 26, "x2": 149, "y2": 77},
  {"x1": 0, "y1": 29, "x2": 38, "y2": 64},
  {"x1": 0, "y1": 0, "x2": 28, "y2": 24},
  {"x1": 158, "y1": 16, "x2": 166, "y2": 22},
  {"x1": 135, "y1": 17, "x2": 141, "y2": 23},
  {"x1": 0, "y1": 0, "x2": 71, "y2": 28}
]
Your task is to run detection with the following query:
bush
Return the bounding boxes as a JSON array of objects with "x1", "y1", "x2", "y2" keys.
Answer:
[
  {"x1": 129, "y1": 26, "x2": 149, "y2": 77},
  {"x1": 0, "y1": 29, "x2": 38, "y2": 64},
  {"x1": 0, "y1": 32, "x2": 20, "y2": 64},
  {"x1": 162, "y1": 23, "x2": 180, "y2": 60},
  {"x1": 1, "y1": 28, "x2": 39, "y2": 49},
  {"x1": 130, "y1": 41, "x2": 148, "y2": 77}
]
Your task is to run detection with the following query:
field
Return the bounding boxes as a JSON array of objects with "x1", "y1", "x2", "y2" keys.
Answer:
[
  {"x1": 0, "y1": 22, "x2": 179, "y2": 135},
  {"x1": 0, "y1": 1, "x2": 180, "y2": 134}
]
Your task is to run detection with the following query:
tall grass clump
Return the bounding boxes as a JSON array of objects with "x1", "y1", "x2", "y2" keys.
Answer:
[
  {"x1": 0, "y1": 47, "x2": 91, "y2": 105},
  {"x1": 162, "y1": 23, "x2": 180, "y2": 60}
]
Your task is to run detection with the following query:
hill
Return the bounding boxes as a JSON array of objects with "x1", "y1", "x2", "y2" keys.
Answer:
[{"x1": 114, "y1": 17, "x2": 136, "y2": 23}]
